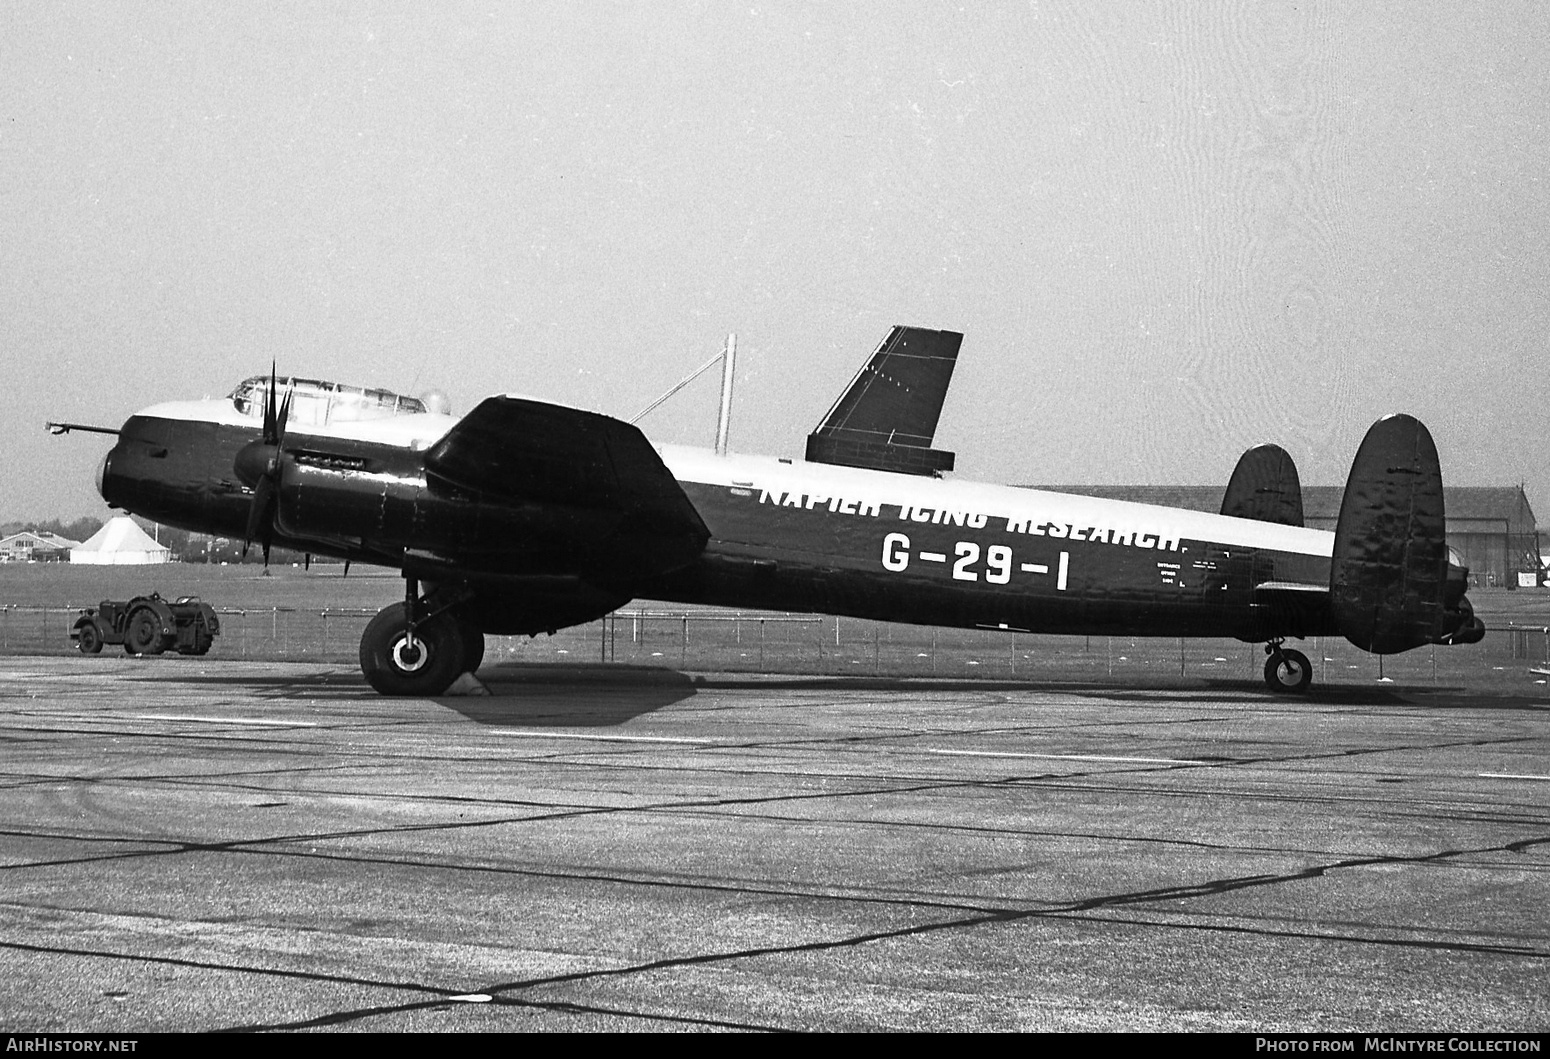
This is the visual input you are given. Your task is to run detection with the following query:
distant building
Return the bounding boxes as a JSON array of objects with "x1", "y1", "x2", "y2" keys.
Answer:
[
  {"x1": 1032, "y1": 485, "x2": 1540, "y2": 588},
  {"x1": 0, "y1": 530, "x2": 82, "y2": 562}
]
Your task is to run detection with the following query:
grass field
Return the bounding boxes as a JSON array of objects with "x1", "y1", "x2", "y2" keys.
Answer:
[{"x1": 2, "y1": 562, "x2": 1547, "y2": 695}]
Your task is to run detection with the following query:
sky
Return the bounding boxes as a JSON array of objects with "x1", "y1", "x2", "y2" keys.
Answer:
[{"x1": 3, "y1": 1, "x2": 1547, "y2": 526}]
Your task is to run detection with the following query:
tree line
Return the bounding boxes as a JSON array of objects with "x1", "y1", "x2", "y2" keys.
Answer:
[{"x1": 1, "y1": 516, "x2": 330, "y2": 565}]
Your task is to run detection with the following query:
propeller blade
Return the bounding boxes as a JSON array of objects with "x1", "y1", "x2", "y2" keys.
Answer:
[
  {"x1": 275, "y1": 388, "x2": 292, "y2": 449},
  {"x1": 242, "y1": 363, "x2": 292, "y2": 569},
  {"x1": 262, "y1": 362, "x2": 278, "y2": 443},
  {"x1": 242, "y1": 476, "x2": 275, "y2": 558}
]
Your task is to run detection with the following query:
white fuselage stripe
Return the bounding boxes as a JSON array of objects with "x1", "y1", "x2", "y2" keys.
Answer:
[
  {"x1": 129, "y1": 397, "x2": 1335, "y2": 559},
  {"x1": 659, "y1": 445, "x2": 1334, "y2": 558}
]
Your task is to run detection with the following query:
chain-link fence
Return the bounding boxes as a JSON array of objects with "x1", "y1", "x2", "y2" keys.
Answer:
[{"x1": 6, "y1": 603, "x2": 1548, "y2": 688}]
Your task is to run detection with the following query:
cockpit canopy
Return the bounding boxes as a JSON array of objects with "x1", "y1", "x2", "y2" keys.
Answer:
[{"x1": 229, "y1": 376, "x2": 432, "y2": 428}]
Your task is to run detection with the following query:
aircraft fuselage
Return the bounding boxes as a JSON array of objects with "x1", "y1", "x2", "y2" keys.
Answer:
[{"x1": 101, "y1": 400, "x2": 1340, "y2": 644}]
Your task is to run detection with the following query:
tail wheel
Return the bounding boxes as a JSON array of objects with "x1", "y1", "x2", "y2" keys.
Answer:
[
  {"x1": 359, "y1": 601, "x2": 466, "y2": 696},
  {"x1": 1264, "y1": 648, "x2": 1313, "y2": 694},
  {"x1": 124, "y1": 610, "x2": 164, "y2": 655},
  {"x1": 76, "y1": 623, "x2": 103, "y2": 654}
]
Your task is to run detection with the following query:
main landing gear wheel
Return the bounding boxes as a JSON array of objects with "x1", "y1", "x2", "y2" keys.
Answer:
[
  {"x1": 1263, "y1": 647, "x2": 1313, "y2": 694},
  {"x1": 359, "y1": 601, "x2": 467, "y2": 696},
  {"x1": 460, "y1": 619, "x2": 486, "y2": 676}
]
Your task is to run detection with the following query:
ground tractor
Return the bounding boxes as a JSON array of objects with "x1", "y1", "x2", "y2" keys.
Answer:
[{"x1": 71, "y1": 594, "x2": 220, "y2": 656}]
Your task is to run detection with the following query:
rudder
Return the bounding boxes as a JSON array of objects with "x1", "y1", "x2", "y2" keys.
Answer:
[
  {"x1": 1221, "y1": 444, "x2": 1304, "y2": 526},
  {"x1": 1329, "y1": 415, "x2": 1450, "y2": 653}
]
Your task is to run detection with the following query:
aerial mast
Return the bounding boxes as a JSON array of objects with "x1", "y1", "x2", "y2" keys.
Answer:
[{"x1": 714, "y1": 332, "x2": 736, "y2": 456}]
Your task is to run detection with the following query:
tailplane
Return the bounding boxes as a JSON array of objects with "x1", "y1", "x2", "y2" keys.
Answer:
[{"x1": 805, "y1": 325, "x2": 961, "y2": 477}]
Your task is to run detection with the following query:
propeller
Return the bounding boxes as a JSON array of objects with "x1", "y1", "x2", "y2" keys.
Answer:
[{"x1": 233, "y1": 365, "x2": 293, "y2": 567}]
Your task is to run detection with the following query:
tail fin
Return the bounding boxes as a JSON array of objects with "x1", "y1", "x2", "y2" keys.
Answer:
[
  {"x1": 804, "y1": 325, "x2": 961, "y2": 477},
  {"x1": 1221, "y1": 444, "x2": 1304, "y2": 526},
  {"x1": 1330, "y1": 415, "x2": 1481, "y2": 652}
]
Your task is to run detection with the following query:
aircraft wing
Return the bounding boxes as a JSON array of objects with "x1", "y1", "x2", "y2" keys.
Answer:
[{"x1": 423, "y1": 396, "x2": 709, "y2": 575}]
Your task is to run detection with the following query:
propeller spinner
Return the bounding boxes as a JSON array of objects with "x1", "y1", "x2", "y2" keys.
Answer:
[{"x1": 233, "y1": 366, "x2": 292, "y2": 567}]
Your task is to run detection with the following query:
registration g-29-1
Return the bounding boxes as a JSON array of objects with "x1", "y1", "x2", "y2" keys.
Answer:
[{"x1": 881, "y1": 533, "x2": 1069, "y2": 590}]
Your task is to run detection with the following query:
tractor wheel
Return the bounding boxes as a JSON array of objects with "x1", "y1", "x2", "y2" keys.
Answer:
[
  {"x1": 76, "y1": 622, "x2": 103, "y2": 654},
  {"x1": 124, "y1": 610, "x2": 164, "y2": 655}
]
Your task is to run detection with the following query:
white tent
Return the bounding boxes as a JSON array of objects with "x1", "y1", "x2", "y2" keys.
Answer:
[{"x1": 71, "y1": 517, "x2": 171, "y2": 565}]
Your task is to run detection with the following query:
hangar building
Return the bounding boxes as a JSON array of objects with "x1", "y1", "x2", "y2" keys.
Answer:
[
  {"x1": 1036, "y1": 485, "x2": 1541, "y2": 588},
  {"x1": 0, "y1": 531, "x2": 80, "y2": 562}
]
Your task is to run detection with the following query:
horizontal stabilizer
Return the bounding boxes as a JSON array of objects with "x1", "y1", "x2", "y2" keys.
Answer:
[
  {"x1": 424, "y1": 396, "x2": 708, "y2": 574},
  {"x1": 1221, "y1": 444, "x2": 1303, "y2": 526},
  {"x1": 1329, "y1": 415, "x2": 1449, "y2": 653},
  {"x1": 805, "y1": 325, "x2": 960, "y2": 476}
]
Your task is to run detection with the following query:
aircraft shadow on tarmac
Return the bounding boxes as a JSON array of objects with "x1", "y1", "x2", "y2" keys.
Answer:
[
  {"x1": 464, "y1": 664, "x2": 1550, "y2": 718},
  {"x1": 130, "y1": 665, "x2": 1548, "y2": 727},
  {"x1": 442, "y1": 663, "x2": 700, "y2": 726}
]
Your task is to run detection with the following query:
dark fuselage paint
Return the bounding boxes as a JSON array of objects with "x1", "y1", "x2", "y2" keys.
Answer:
[{"x1": 100, "y1": 412, "x2": 1340, "y2": 643}]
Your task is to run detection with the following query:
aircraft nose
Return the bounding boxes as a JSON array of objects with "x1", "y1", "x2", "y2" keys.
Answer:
[{"x1": 95, "y1": 449, "x2": 112, "y2": 500}]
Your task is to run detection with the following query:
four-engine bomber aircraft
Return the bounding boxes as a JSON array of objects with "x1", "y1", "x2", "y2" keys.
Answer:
[{"x1": 62, "y1": 326, "x2": 1484, "y2": 696}]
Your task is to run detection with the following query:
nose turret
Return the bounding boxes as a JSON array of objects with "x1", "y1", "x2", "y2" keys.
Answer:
[
  {"x1": 95, "y1": 421, "x2": 141, "y2": 510},
  {"x1": 95, "y1": 448, "x2": 112, "y2": 501},
  {"x1": 92, "y1": 411, "x2": 241, "y2": 535}
]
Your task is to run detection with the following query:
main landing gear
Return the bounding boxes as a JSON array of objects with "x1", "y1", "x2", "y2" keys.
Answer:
[
  {"x1": 1263, "y1": 639, "x2": 1312, "y2": 694},
  {"x1": 359, "y1": 577, "x2": 485, "y2": 696}
]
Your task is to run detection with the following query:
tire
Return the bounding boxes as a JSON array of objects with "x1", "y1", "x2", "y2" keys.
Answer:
[
  {"x1": 124, "y1": 610, "x2": 164, "y2": 655},
  {"x1": 359, "y1": 602, "x2": 466, "y2": 696},
  {"x1": 1264, "y1": 648, "x2": 1313, "y2": 694},
  {"x1": 76, "y1": 622, "x2": 103, "y2": 655},
  {"x1": 460, "y1": 619, "x2": 485, "y2": 675}
]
